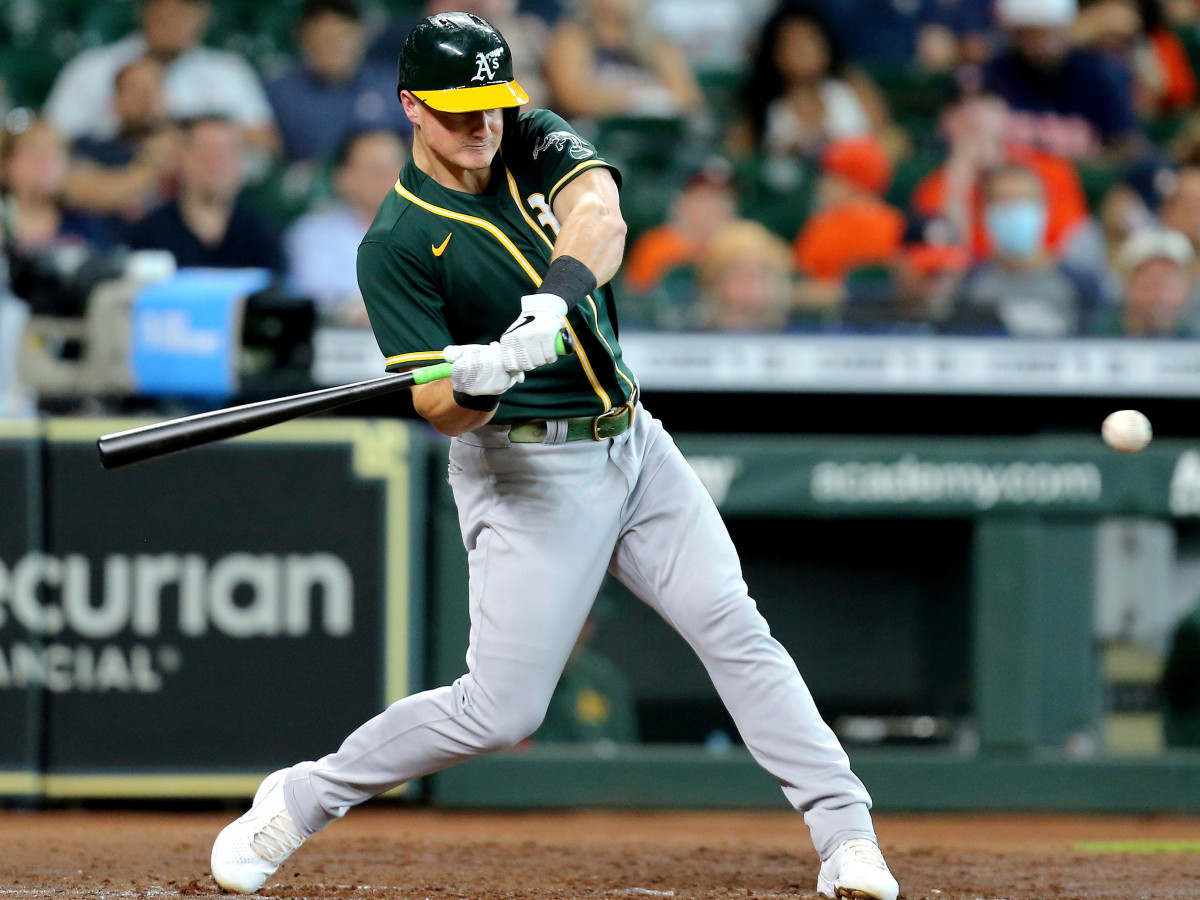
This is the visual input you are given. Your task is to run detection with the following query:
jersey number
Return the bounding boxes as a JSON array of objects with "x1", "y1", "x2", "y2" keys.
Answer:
[{"x1": 526, "y1": 193, "x2": 561, "y2": 235}]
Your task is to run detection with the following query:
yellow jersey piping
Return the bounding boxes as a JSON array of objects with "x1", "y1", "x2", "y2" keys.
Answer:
[
  {"x1": 395, "y1": 180, "x2": 541, "y2": 283},
  {"x1": 394, "y1": 178, "x2": 612, "y2": 410},
  {"x1": 386, "y1": 350, "x2": 444, "y2": 369},
  {"x1": 503, "y1": 168, "x2": 638, "y2": 398},
  {"x1": 547, "y1": 158, "x2": 610, "y2": 206}
]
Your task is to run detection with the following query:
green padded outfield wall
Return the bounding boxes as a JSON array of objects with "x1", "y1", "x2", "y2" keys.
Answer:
[{"x1": 429, "y1": 434, "x2": 1200, "y2": 810}]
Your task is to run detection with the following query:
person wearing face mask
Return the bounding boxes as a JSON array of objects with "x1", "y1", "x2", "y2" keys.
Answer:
[{"x1": 959, "y1": 165, "x2": 1097, "y2": 336}]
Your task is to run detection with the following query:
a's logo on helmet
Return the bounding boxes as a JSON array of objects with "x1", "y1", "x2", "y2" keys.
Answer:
[{"x1": 472, "y1": 48, "x2": 504, "y2": 83}]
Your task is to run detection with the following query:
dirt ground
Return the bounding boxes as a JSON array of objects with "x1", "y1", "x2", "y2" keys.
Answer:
[{"x1": 1, "y1": 808, "x2": 1199, "y2": 900}]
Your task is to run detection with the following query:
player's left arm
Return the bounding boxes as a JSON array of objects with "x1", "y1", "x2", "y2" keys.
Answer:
[
  {"x1": 498, "y1": 167, "x2": 626, "y2": 373},
  {"x1": 549, "y1": 167, "x2": 627, "y2": 288}
]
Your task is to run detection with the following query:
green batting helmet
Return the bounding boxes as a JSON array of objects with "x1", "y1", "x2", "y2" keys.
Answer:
[{"x1": 397, "y1": 12, "x2": 529, "y2": 113}]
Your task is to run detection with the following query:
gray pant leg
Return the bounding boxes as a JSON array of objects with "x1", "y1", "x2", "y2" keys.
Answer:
[
  {"x1": 285, "y1": 435, "x2": 624, "y2": 835},
  {"x1": 608, "y1": 413, "x2": 875, "y2": 859}
]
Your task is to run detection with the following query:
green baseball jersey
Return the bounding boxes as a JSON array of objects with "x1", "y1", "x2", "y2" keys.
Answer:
[{"x1": 357, "y1": 108, "x2": 638, "y2": 423}]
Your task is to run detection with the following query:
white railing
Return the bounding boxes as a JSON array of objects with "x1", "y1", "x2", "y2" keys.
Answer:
[{"x1": 312, "y1": 328, "x2": 1200, "y2": 397}]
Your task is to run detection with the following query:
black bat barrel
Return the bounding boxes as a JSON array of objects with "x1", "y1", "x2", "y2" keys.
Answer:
[{"x1": 97, "y1": 371, "x2": 421, "y2": 471}]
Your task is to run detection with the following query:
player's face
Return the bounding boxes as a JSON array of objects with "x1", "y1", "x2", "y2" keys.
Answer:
[{"x1": 407, "y1": 96, "x2": 504, "y2": 173}]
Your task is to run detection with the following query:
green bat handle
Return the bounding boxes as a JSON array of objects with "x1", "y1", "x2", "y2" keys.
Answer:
[
  {"x1": 412, "y1": 362, "x2": 453, "y2": 385},
  {"x1": 414, "y1": 329, "x2": 573, "y2": 386}
]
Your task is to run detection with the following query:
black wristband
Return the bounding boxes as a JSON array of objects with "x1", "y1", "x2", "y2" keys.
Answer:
[
  {"x1": 453, "y1": 389, "x2": 502, "y2": 412},
  {"x1": 540, "y1": 255, "x2": 597, "y2": 311}
]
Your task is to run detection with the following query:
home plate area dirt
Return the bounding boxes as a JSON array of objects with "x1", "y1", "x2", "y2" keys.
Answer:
[{"x1": 1, "y1": 809, "x2": 1199, "y2": 900}]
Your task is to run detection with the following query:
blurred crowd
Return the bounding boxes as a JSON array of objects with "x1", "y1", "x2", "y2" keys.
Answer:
[{"x1": 6, "y1": 0, "x2": 1200, "y2": 411}]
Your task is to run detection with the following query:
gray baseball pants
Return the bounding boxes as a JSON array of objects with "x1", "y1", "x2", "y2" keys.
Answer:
[{"x1": 283, "y1": 405, "x2": 876, "y2": 859}]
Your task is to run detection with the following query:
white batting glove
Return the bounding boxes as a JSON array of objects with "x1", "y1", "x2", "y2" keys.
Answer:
[
  {"x1": 443, "y1": 342, "x2": 525, "y2": 396},
  {"x1": 499, "y1": 293, "x2": 567, "y2": 373}
]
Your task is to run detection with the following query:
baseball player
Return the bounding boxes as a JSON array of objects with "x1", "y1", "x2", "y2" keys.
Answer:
[{"x1": 210, "y1": 12, "x2": 899, "y2": 900}]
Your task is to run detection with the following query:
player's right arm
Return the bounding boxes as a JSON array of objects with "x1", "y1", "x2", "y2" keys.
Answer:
[
  {"x1": 411, "y1": 342, "x2": 522, "y2": 436},
  {"x1": 358, "y1": 238, "x2": 520, "y2": 437},
  {"x1": 411, "y1": 379, "x2": 494, "y2": 435}
]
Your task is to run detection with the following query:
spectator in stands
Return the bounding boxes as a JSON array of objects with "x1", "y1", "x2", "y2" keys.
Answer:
[
  {"x1": 63, "y1": 57, "x2": 181, "y2": 226},
  {"x1": 1152, "y1": 169, "x2": 1200, "y2": 309},
  {"x1": 1075, "y1": 0, "x2": 1198, "y2": 116},
  {"x1": 1, "y1": 117, "x2": 109, "y2": 255},
  {"x1": 0, "y1": 231, "x2": 33, "y2": 415},
  {"x1": 819, "y1": 0, "x2": 962, "y2": 70},
  {"x1": 696, "y1": 220, "x2": 795, "y2": 332},
  {"x1": 786, "y1": 137, "x2": 906, "y2": 315},
  {"x1": 793, "y1": 136, "x2": 905, "y2": 288},
  {"x1": 285, "y1": 129, "x2": 405, "y2": 324},
  {"x1": 1090, "y1": 228, "x2": 1197, "y2": 335},
  {"x1": 734, "y1": 3, "x2": 897, "y2": 159},
  {"x1": 1088, "y1": 155, "x2": 1176, "y2": 303},
  {"x1": 126, "y1": 116, "x2": 283, "y2": 272},
  {"x1": 624, "y1": 158, "x2": 739, "y2": 293},
  {"x1": 371, "y1": 1, "x2": 550, "y2": 108},
  {"x1": 889, "y1": 218, "x2": 975, "y2": 328},
  {"x1": 267, "y1": 0, "x2": 412, "y2": 164},
  {"x1": 0, "y1": 291, "x2": 32, "y2": 417},
  {"x1": 646, "y1": 0, "x2": 775, "y2": 74},
  {"x1": 544, "y1": 0, "x2": 703, "y2": 121},
  {"x1": 912, "y1": 94, "x2": 1093, "y2": 264},
  {"x1": 1159, "y1": 166, "x2": 1200, "y2": 285},
  {"x1": 44, "y1": 0, "x2": 278, "y2": 155},
  {"x1": 840, "y1": 216, "x2": 984, "y2": 333},
  {"x1": 794, "y1": 136, "x2": 905, "y2": 274},
  {"x1": 982, "y1": 0, "x2": 1141, "y2": 158},
  {"x1": 960, "y1": 165, "x2": 1095, "y2": 336},
  {"x1": 1, "y1": 115, "x2": 114, "y2": 318}
]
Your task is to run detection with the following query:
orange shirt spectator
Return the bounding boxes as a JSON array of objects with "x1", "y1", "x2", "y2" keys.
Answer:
[
  {"x1": 624, "y1": 159, "x2": 738, "y2": 292},
  {"x1": 1149, "y1": 27, "x2": 1198, "y2": 112},
  {"x1": 793, "y1": 136, "x2": 906, "y2": 280},
  {"x1": 912, "y1": 144, "x2": 1089, "y2": 260},
  {"x1": 625, "y1": 229, "x2": 692, "y2": 292},
  {"x1": 795, "y1": 200, "x2": 906, "y2": 280}
]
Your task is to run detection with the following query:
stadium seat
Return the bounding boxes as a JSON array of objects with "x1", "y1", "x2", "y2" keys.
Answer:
[
  {"x1": 865, "y1": 64, "x2": 955, "y2": 150},
  {"x1": 886, "y1": 151, "x2": 942, "y2": 209},
  {"x1": 0, "y1": 45, "x2": 71, "y2": 108},
  {"x1": 243, "y1": 159, "x2": 335, "y2": 230},
  {"x1": 1075, "y1": 160, "x2": 1122, "y2": 211},
  {"x1": 736, "y1": 155, "x2": 817, "y2": 240}
]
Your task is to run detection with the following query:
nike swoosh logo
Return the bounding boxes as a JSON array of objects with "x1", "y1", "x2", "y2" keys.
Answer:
[
  {"x1": 514, "y1": 315, "x2": 535, "y2": 329},
  {"x1": 431, "y1": 233, "x2": 452, "y2": 256}
]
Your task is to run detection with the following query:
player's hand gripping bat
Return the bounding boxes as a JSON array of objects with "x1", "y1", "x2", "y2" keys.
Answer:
[{"x1": 97, "y1": 330, "x2": 573, "y2": 471}]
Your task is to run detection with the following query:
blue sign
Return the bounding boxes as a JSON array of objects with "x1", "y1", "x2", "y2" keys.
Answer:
[{"x1": 131, "y1": 269, "x2": 271, "y2": 400}]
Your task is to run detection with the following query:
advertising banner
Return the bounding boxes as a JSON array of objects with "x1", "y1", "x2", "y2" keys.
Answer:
[
  {"x1": 673, "y1": 435, "x2": 1200, "y2": 519},
  {"x1": 0, "y1": 419, "x2": 424, "y2": 798}
]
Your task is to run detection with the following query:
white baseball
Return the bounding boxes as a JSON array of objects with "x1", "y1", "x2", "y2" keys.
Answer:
[{"x1": 1102, "y1": 409, "x2": 1153, "y2": 453}]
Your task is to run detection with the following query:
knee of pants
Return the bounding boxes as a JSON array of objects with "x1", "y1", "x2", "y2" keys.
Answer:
[{"x1": 470, "y1": 699, "x2": 548, "y2": 753}]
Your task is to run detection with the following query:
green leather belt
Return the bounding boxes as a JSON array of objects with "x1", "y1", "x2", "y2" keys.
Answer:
[{"x1": 508, "y1": 404, "x2": 634, "y2": 443}]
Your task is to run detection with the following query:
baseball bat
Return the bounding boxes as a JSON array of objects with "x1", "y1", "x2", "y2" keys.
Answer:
[{"x1": 98, "y1": 331, "x2": 572, "y2": 471}]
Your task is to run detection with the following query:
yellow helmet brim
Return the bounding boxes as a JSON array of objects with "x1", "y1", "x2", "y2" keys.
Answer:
[{"x1": 412, "y1": 79, "x2": 529, "y2": 113}]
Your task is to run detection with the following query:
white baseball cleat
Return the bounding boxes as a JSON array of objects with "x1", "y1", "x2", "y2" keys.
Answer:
[
  {"x1": 816, "y1": 838, "x2": 899, "y2": 900},
  {"x1": 211, "y1": 768, "x2": 307, "y2": 894}
]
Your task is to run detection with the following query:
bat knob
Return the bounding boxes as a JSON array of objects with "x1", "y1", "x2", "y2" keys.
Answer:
[{"x1": 557, "y1": 328, "x2": 575, "y2": 356}]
